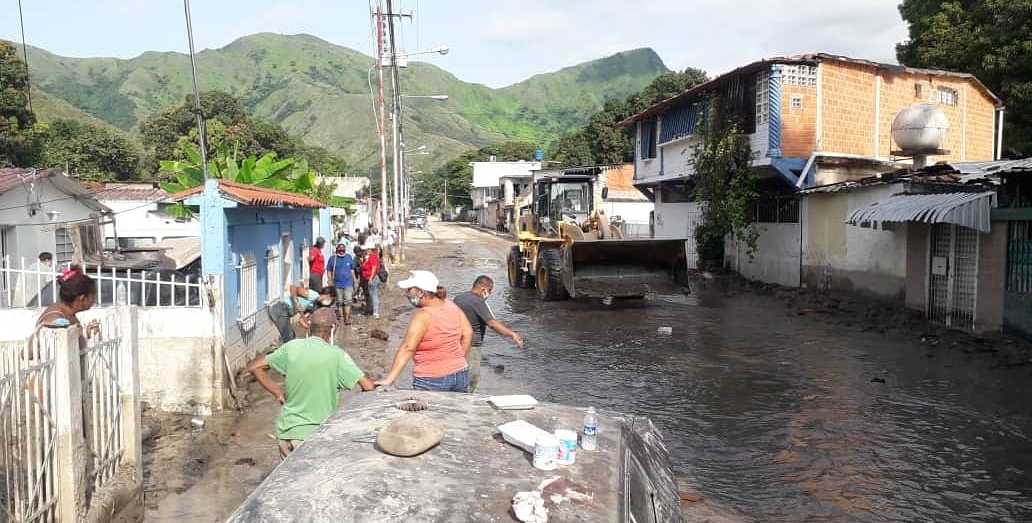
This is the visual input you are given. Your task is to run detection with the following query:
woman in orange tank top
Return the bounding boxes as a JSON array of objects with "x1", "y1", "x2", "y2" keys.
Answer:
[{"x1": 375, "y1": 271, "x2": 473, "y2": 392}]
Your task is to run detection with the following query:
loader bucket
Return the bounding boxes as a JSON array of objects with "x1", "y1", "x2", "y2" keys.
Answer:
[{"x1": 561, "y1": 239, "x2": 689, "y2": 299}]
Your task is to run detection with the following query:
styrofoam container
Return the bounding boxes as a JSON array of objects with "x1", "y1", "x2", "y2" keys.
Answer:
[
  {"x1": 488, "y1": 394, "x2": 539, "y2": 410},
  {"x1": 498, "y1": 420, "x2": 552, "y2": 454}
]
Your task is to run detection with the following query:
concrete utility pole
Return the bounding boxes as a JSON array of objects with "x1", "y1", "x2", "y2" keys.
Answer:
[
  {"x1": 374, "y1": 3, "x2": 389, "y2": 233},
  {"x1": 385, "y1": 0, "x2": 405, "y2": 260}
]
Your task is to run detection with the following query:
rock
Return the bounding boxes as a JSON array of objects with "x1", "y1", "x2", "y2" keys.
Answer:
[
  {"x1": 512, "y1": 491, "x2": 548, "y2": 522},
  {"x1": 234, "y1": 457, "x2": 256, "y2": 467},
  {"x1": 870, "y1": 377, "x2": 886, "y2": 384},
  {"x1": 370, "y1": 329, "x2": 390, "y2": 341},
  {"x1": 377, "y1": 414, "x2": 444, "y2": 457}
]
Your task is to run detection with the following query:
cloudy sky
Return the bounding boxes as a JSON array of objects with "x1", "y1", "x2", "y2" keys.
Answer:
[{"x1": 1, "y1": 0, "x2": 910, "y2": 88}]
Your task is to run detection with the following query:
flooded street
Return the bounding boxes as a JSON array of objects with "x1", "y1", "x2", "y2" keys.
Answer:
[{"x1": 419, "y1": 221, "x2": 1032, "y2": 522}]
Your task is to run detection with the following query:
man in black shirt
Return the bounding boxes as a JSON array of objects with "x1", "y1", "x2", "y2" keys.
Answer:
[{"x1": 452, "y1": 275, "x2": 524, "y2": 392}]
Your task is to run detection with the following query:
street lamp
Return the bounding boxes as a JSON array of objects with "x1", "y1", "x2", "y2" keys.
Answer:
[{"x1": 403, "y1": 95, "x2": 449, "y2": 101}]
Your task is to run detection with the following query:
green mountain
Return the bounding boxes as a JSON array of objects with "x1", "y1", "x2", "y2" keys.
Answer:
[{"x1": 16, "y1": 33, "x2": 668, "y2": 172}]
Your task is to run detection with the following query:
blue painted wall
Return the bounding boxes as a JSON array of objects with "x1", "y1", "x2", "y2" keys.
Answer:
[{"x1": 221, "y1": 207, "x2": 313, "y2": 333}]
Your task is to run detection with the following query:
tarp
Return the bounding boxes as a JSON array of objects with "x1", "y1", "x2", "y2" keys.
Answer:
[{"x1": 846, "y1": 191, "x2": 996, "y2": 233}]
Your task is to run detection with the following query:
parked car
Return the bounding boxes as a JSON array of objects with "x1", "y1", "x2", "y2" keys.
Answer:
[{"x1": 407, "y1": 214, "x2": 426, "y2": 229}]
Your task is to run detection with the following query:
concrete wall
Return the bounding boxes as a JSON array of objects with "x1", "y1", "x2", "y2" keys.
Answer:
[
  {"x1": 652, "y1": 198, "x2": 699, "y2": 240},
  {"x1": 975, "y1": 224, "x2": 1006, "y2": 333},
  {"x1": 0, "y1": 306, "x2": 222, "y2": 413},
  {"x1": 905, "y1": 223, "x2": 930, "y2": 312},
  {"x1": 725, "y1": 223, "x2": 802, "y2": 288},
  {"x1": 802, "y1": 185, "x2": 909, "y2": 299}
]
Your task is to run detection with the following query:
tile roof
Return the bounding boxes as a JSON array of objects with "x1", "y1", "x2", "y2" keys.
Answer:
[
  {"x1": 0, "y1": 168, "x2": 61, "y2": 195},
  {"x1": 171, "y1": 179, "x2": 325, "y2": 208}
]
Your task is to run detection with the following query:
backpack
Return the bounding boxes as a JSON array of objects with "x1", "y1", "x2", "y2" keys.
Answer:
[{"x1": 378, "y1": 260, "x2": 389, "y2": 283}]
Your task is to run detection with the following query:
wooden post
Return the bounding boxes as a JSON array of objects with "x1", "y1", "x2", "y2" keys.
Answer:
[
  {"x1": 52, "y1": 325, "x2": 86, "y2": 521},
  {"x1": 117, "y1": 306, "x2": 142, "y2": 478}
]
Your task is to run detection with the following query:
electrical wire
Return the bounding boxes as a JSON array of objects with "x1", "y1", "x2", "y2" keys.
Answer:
[
  {"x1": 12, "y1": 196, "x2": 181, "y2": 227},
  {"x1": 0, "y1": 179, "x2": 159, "y2": 213}
]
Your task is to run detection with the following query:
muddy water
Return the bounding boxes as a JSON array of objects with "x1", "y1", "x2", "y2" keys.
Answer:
[{"x1": 425, "y1": 224, "x2": 1032, "y2": 522}]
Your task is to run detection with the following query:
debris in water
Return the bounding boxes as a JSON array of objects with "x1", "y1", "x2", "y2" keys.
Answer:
[
  {"x1": 512, "y1": 490, "x2": 548, "y2": 522},
  {"x1": 370, "y1": 329, "x2": 389, "y2": 341},
  {"x1": 190, "y1": 416, "x2": 205, "y2": 429},
  {"x1": 234, "y1": 457, "x2": 256, "y2": 467},
  {"x1": 657, "y1": 326, "x2": 673, "y2": 335},
  {"x1": 493, "y1": 364, "x2": 505, "y2": 374},
  {"x1": 870, "y1": 377, "x2": 886, "y2": 383}
]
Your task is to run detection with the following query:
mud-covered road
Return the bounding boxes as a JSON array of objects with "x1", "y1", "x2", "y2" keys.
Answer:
[
  {"x1": 143, "y1": 220, "x2": 1032, "y2": 522},
  {"x1": 417, "y1": 221, "x2": 1032, "y2": 522}
]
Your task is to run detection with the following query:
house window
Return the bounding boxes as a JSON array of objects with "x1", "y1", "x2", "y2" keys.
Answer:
[
  {"x1": 265, "y1": 247, "x2": 280, "y2": 303},
  {"x1": 914, "y1": 83, "x2": 923, "y2": 99},
  {"x1": 55, "y1": 228, "x2": 74, "y2": 266},
  {"x1": 640, "y1": 119, "x2": 657, "y2": 160},
  {"x1": 238, "y1": 253, "x2": 258, "y2": 330},
  {"x1": 782, "y1": 65, "x2": 817, "y2": 86},
  {"x1": 937, "y1": 87, "x2": 958, "y2": 106},
  {"x1": 755, "y1": 71, "x2": 769, "y2": 127},
  {"x1": 790, "y1": 95, "x2": 803, "y2": 111}
]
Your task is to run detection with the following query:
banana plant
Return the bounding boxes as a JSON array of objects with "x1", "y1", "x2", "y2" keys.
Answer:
[{"x1": 159, "y1": 142, "x2": 336, "y2": 218}]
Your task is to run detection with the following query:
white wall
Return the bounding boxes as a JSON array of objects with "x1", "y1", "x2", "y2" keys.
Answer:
[
  {"x1": 653, "y1": 199, "x2": 701, "y2": 239},
  {"x1": 603, "y1": 201, "x2": 653, "y2": 225},
  {"x1": 0, "y1": 178, "x2": 98, "y2": 264},
  {"x1": 726, "y1": 223, "x2": 802, "y2": 288},
  {"x1": 102, "y1": 200, "x2": 199, "y2": 245}
]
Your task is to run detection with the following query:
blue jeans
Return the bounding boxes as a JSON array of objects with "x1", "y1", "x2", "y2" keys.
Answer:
[
  {"x1": 367, "y1": 276, "x2": 381, "y2": 316},
  {"x1": 413, "y1": 369, "x2": 470, "y2": 393}
]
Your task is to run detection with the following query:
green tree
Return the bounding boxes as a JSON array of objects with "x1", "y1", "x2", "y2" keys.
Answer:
[
  {"x1": 39, "y1": 119, "x2": 142, "y2": 180},
  {"x1": 897, "y1": 0, "x2": 1032, "y2": 156},
  {"x1": 548, "y1": 67, "x2": 708, "y2": 166},
  {"x1": 0, "y1": 41, "x2": 42, "y2": 167},
  {"x1": 692, "y1": 97, "x2": 758, "y2": 268}
]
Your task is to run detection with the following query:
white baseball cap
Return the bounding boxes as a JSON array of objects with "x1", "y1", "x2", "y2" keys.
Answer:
[{"x1": 397, "y1": 270, "x2": 439, "y2": 292}]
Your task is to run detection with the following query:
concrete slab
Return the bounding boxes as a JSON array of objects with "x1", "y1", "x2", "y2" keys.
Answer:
[{"x1": 227, "y1": 390, "x2": 683, "y2": 522}]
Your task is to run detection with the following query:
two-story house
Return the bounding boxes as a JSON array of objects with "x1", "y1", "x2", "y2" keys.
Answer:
[
  {"x1": 621, "y1": 53, "x2": 1003, "y2": 292},
  {"x1": 470, "y1": 160, "x2": 541, "y2": 229}
]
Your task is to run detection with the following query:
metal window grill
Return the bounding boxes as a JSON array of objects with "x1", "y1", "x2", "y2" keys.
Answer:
[
  {"x1": 266, "y1": 248, "x2": 281, "y2": 304},
  {"x1": 951, "y1": 226, "x2": 978, "y2": 330},
  {"x1": 752, "y1": 197, "x2": 799, "y2": 223},
  {"x1": 755, "y1": 71, "x2": 769, "y2": 126},
  {"x1": 237, "y1": 254, "x2": 258, "y2": 330},
  {"x1": 1007, "y1": 221, "x2": 1032, "y2": 295}
]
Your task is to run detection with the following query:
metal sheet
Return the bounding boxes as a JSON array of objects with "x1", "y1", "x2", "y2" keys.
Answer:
[{"x1": 846, "y1": 191, "x2": 996, "y2": 233}]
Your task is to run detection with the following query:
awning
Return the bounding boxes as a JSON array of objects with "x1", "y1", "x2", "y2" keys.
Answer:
[{"x1": 846, "y1": 191, "x2": 996, "y2": 233}]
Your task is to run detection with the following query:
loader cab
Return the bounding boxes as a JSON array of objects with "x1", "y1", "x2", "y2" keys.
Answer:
[{"x1": 534, "y1": 175, "x2": 593, "y2": 236}]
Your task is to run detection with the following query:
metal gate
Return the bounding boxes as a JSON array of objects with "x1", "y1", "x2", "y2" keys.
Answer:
[
  {"x1": 928, "y1": 224, "x2": 979, "y2": 330},
  {"x1": 683, "y1": 209, "x2": 703, "y2": 271}
]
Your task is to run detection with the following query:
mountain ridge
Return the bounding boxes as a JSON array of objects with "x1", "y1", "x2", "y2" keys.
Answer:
[{"x1": 13, "y1": 33, "x2": 669, "y2": 172}]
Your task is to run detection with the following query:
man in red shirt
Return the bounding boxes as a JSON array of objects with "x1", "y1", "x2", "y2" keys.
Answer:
[{"x1": 308, "y1": 237, "x2": 326, "y2": 290}]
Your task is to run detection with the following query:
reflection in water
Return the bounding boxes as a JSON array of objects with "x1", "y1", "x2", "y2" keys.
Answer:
[{"x1": 433, "y1": 243, "x2": 1032, "y2": 522}]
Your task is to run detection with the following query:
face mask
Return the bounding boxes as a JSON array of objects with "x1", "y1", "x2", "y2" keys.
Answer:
[
  {"x1": 407, "y1": 292, "x2": 423, "y2": 307},
  {"x1": 319, "y1": 297, "x2": 333, "y2": 306}
]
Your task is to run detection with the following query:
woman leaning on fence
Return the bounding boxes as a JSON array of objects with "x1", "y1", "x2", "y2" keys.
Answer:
[{"x1": 34, "y1": 265, "x2": 100, "y2": 345}]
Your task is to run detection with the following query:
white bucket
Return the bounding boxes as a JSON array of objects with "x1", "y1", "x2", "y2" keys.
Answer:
[
  {"x1": 555, "y1": 429, "x2": 577, "y2": 466},
  {"x1": 533, "y1": 434, "x2": 559, "y2": 471}
]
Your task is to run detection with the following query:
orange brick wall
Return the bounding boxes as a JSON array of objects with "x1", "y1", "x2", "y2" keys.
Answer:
[
  {"x1": 780, "y1": 82, "x2": 818, "y2": 158},
  {"x1": 818, "y1": 60, "x2": 998, "y2": 162}
]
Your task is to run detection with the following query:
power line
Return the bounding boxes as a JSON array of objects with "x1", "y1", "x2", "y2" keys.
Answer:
[
  {"x1": 16, "y1": 0, "x2": 33, "y2": 114},
  {"x1": 0, "y1": 180, "x2": 151, "y2": 213}
]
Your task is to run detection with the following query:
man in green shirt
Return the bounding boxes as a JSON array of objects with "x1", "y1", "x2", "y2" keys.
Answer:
[{"x1": 249, "y1": 308, "x2": 376, "y2": 458}]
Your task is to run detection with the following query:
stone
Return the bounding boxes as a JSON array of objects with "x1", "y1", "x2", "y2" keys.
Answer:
[
  {"x1": 370, "y1": 329, "x2": 390, "y2": 341},
  {"x1": 377, "y1": 414, "x2": 444, "y2": 457}
]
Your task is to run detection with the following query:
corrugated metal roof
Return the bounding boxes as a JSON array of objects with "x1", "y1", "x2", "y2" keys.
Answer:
[
  {"x1": 619, "y1": 53, "x2": 1001, "y2": 127},
  {"x1": 171, "y1": 180, "x2": 325, "y2": 208},
  {"x1": 951, "y1": 158, "x2": 1032, "y2": 176},
  {"x1": 846, "y1": 191, "x2": 996, "y2": 233}
]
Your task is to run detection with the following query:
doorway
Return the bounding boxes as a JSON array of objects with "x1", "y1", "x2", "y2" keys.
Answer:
[{"x1": 928, "y1": 224, "x2": 979, "y2": 330}]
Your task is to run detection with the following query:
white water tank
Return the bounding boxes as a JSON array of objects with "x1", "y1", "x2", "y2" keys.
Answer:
[{"x1": 891, "y1": 104, "x2": 949, "y2": 153}]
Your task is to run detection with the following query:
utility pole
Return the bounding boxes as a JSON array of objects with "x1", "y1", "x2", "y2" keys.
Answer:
[
  {"x1": 385, "y1": 0, "x2": 406, "y2": 260},
  {"x1": 443, "y1": 178, "x2": 448, "y2": 216},
  {"x1": 374, "y1": 3, "x2": 389, "y2": 234},
  {"x1": 183, "y1": 0, "x2": 209, "y2": 181}
]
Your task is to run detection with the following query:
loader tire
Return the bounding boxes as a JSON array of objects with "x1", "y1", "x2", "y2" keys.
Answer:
[
  {"x1": 536, "y1": 248, "x2": 568, "y2": 301},
  {"x1": 507, "y1": 246, "x2": 524, "y2": 289}
]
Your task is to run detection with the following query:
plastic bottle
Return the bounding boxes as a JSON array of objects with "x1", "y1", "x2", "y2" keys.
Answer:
[{"x1": 581, "y1": 407, "x2": 598, "y2": 451}]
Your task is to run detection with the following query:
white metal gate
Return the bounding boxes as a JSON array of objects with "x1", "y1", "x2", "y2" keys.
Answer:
[
  {"x1": 683, "y1": 209, "x2": 703, "y2": 271},
  {"x1": 79, "y1": 311, "x2": 127, "y2": 495},
  {"x1": 928, "y1": 224, "x2": 979, "y2": 330},
  {"x1": 0, "y1": 336, "x2": 60, "y2": 522}
]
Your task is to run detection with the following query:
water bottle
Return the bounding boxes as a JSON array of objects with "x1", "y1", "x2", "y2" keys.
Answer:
[
  {"x1": 116, "y1": 282, "x2": 127, "y2": 306},
  {"x1": 581, "y1": 406, "x2": 598, "y2": 451}
]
